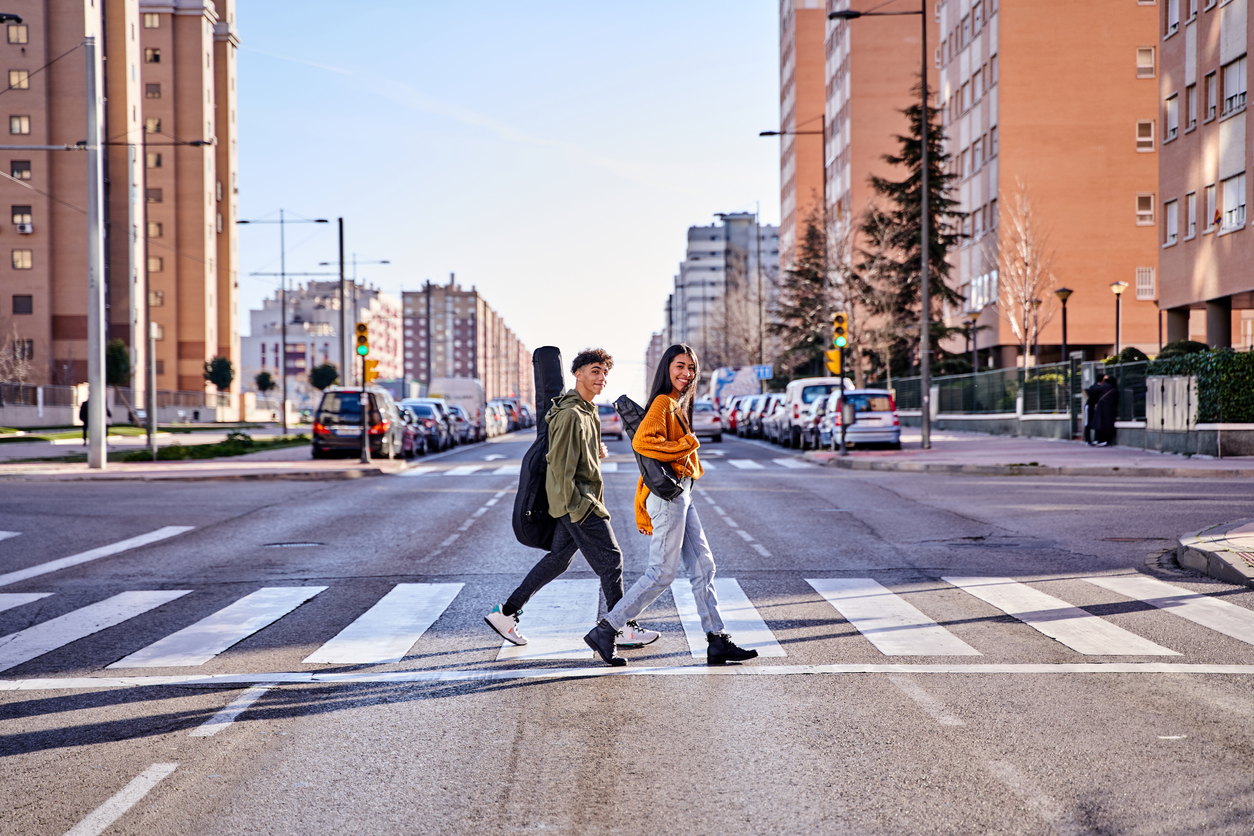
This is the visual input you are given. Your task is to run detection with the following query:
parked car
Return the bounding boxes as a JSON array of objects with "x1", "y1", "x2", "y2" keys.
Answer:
[
  {"x1": 800, "y1": 397, "x2": 828, "y2": 450},
  {"x1": 597, "y1": 404, "x2": 624, "y2": 441},
  {"x1": 484, "y1": 403, "x2": 504, "y2": 437},
  {"x1": 311, "y1": 386, "x2": 405, "y2": 459},
  {"x1": 447, "y1": 404, "x2": 478, "y2": 443},
  {"x1": 751, "y1": 393, "x2": 784, "y2": 439},
  {"x1": 428, "y1": 378, "x2": 486, "y2": 441},
  {"x1": 399, "y1": 406, "x2": 430, "y2": 458},
  {"x1": 722, "y1": 395, "x2": 748, "y2": 436},
  {"x1": 404, "y1": 402, "x2": 453, "y2": 451},
  {"x1": 762, "y1": 397, "x2": 789, "y2": 444},
  {"x1": 818, "y1": 389, "x2": 901, "y2": 450},
  {"x1": 778, "y1": 377, "x2": 851, "y2": 449},
  {"x1": 518, "y1": 404, "x2": 535, "y2": 429},
  {"x1": 735, "y1": 394, "x2": 762, "y2": 437},
  {"x1": 403, "y1": 398, "x2": 457, "y2": 449},
  {"x1": 691, "y1": 401, "x2": 722, "y2": 442},
  {"x1": 489, "y1": 398, "x2": 521, "y2": 432}
]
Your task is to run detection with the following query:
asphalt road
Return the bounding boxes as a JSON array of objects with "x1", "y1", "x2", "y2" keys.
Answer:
[{"x1": 3, "y1": 430, "x2": 1254, "y2": 835}]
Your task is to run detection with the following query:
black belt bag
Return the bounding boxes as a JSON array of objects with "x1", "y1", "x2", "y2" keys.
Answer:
[{"x1": 614, "y1": 395, "x2": 684, "y2": 501}]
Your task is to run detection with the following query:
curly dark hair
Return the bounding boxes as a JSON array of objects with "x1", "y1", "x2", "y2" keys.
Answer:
[{"x1": 571, "y1": 348, "x2": 614, "y2": 374}]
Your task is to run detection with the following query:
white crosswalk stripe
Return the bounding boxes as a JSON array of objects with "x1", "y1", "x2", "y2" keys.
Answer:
[
  {"x1": 0, "y1": 526, "x2": 194, "y2": 588},
  {"x1": 600, "y1": 461, "x2": 619, "y2": 473},
  {"x1": 399, "y1": 466, "x2": 437, "y2": 477},
  {"x1": 1084, "y1": 575, "x2": 1254, "y2": 647},
  {"x1": 395, "y1": 458, "x2": 845, "y2": 476},
  {"x1": 671, "y1": 578, "x2": 786, "y2": 658},
  {"x1": 772, "y1": 458, "x2": 813, "y2": 469},
  {"x1": 943, "y1": 577, "x2": 1179, "y2": 656},
  {"x1": 0, "y1": 590, "x2": 191, "y2": 673},
  {"x1": 496, "y1": 579, "x2": 598, "y2": 661},
  {"x1": 807, "y1": 578, "x2": 981, "y2": 656},
  {"x1": 727, "y1": 459, "x2": 764, "y2": 470},
  {"x1": 0, "y1": 531, "x2": 20, "y2": 543},
  {"x1": 490, "y1": 464, "x2": 520, "y2": 476},
  {"x1": 445, "y1": 465, "x2": 485, "y2": 476},
  {"x1": 304, "y1": 583, "x2": 464, "y2": 664},
  {"x1": 109, "y1": 587, "x2": 326, "y2": 668},
  {"x1": 0, "y1": 592, "x2": 52, "y2": 614}
]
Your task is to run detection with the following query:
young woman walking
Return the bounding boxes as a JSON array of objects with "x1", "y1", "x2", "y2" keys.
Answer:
[{"x1": 583, "y1": 343, "x2": 759, "y2": 667}]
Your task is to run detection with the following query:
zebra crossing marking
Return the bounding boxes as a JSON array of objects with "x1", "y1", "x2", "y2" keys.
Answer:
[
  {"x1": 772, "y1": 458, "x2": 813, "y2": 469},
  {"x1": 943, "y1": 577, "x2": 1179, "y2": 656},
  {"x1": 728, "y1": 459, "x2": 764, "y2": 470},
  {"x1": 445, "y1": 465, "x2": 485, "y2": 476},
  {"x1": 807, "y1": 578, "x2": 981, "y2": 656},
  {"x1": 399, "y1": 466, "x2": 437, "y2": 477},
  {"x1": 0, "y1": 531, "x2": 19, "y2": 543},
  {"x1": 671, "y1": 578, "x2": 786, "y2": 658},
  {"x1": 0, "y1": 590, "x2": 191, "y2": 673},
  {"x1": 496, "y1": 578, "x2": 599, "y2": 661},
  {"x1": 490, "y1": 464, "x2": 520, "y2": 476},
  {"x1": 109, "y1": 587, "x2": 326, "y2": 668},
  {"x1": 304, "y1": 583, "x2": 464, "y2": 665},
  {"x1": 1084, "y1": 575, "x2": 1254, "y2": 647},
  {"x1": 0, "y1": 592, "x2": 52, "y2": 614},
  {"x1": 600, "y1": 461, "x2": 619, "y2": 473},
  {"x1": 0, "y1": 526, "x2": 194, "y2": 589}
]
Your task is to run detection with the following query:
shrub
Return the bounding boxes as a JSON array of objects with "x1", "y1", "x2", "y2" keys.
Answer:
[
  {"x1": 1157, "y1": 339, "x2": 1209, "y2": 359},
  {"x1": 1104, "y1": 346, "x2": 1149, "y2": 364},
  {"x1": 1148, "y1": 348, "x2": 1254, "y2": 422}
]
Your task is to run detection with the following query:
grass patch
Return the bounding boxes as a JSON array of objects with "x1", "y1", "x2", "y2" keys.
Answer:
[{"x1": 120, "y1": 432, "x2": 309, "y2": 462}]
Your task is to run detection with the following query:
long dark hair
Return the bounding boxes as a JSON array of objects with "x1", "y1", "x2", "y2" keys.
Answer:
[{"x1": 647, "y1": 343, "x2": 699, "y2": 429}]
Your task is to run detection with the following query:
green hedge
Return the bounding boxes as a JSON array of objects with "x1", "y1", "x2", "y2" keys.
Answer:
[{"x1": 1147, "y1": 349, "x2": 1254, "y2": 422}]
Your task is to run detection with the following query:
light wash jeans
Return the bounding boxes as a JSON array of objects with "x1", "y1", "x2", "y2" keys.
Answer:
[{"x1": 605, "y1": 479, "x2": 725, "y2": 634}]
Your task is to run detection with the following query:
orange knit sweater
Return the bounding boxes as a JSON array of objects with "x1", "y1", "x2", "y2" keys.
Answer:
[{"x1": 632, "y1": 394, "x2": 702, "y2": 534}]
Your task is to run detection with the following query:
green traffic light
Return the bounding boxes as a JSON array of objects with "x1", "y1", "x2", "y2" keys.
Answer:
[
  {"x1": 834, "y1": 336, "x2": 847, "y2": 348},
  {"x1": 356, "y1": 344, "x2": 369, "y2": 356}
]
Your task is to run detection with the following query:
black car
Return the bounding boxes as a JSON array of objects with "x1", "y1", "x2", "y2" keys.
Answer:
[
  {"x1": 403, "y1": 402, "x2": 452, "y2": 451},
  {"x1": 311, "y1": 387, "x2": 406, "y2": 459}
]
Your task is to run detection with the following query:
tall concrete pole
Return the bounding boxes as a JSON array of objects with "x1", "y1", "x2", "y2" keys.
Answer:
[
  {"x1": 918, "y1": 9, "x2": 931, "y2": 450},
  {"x1": 85, "y1": 33, "x2": 107, "y2": 469}
]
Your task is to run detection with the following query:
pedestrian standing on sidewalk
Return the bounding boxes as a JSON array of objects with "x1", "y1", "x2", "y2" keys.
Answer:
[
  {"x1": 1092, "y1": 374, "x2": 1120, "y2": 447},
  {"x1": 584, "y1": 343, "x2": 758, "y2": 667},
  {"x1": 78, "y1": 399, "x2": 111, "y2": 443},
  {"x1": 485, "y1": 348, "x2": 659, "y2": 651}
]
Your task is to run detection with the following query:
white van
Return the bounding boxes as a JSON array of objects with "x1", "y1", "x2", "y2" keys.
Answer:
[
  {"x1": 779, "y1": 376, "x2": 851, "y2": 448},
  {"x1": 428, "y1": 378, "x2": 487, "y2": 442}
]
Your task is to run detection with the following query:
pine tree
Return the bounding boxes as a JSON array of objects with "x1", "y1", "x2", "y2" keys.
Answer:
[
  {"x1": 856, "y1": 76, "x2": 965, "y2": 375},
  {"x1": 770, "y1": 206, "x2": 829, "y2": 378}
]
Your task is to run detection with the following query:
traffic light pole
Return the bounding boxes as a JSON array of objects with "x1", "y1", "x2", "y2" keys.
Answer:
[{"x1": 360, "y1": 352, "x2": 370, "y2": 464}]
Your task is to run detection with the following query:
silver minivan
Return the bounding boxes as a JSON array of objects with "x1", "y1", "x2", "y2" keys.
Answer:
[{"x1": 817, "y1": 389, "x2": 901, "y2": 449}]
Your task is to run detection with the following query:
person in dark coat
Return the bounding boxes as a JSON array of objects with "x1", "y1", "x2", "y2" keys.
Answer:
[
  {"x1": 78, "y1": 399, "x2": 112, "y2": 443},
  {"x1": 1092, "y1": 375, "x2": 1119, "y2": 447}
]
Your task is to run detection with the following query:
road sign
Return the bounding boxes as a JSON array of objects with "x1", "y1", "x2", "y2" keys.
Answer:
[
  {"x1": 364, "y1": 358, "x2": 380, "y2": 383},
  {"x1": 753, "y1": 364, "x2": 773, "y2": 380}
]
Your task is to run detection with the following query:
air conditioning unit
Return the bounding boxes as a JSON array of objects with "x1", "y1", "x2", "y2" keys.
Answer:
[{"x1": 15, "y1": 223, "x2": 32, "y2": 234}]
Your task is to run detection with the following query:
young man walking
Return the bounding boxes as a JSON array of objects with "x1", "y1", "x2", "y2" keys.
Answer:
[{"x1": 485, "y1": 348, "x2": 658, "y2": 653}]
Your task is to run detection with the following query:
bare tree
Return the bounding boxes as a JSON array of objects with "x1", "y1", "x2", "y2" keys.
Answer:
[
  {"x1": 0, "y1": 321, "x2": 32, "y2": 383},
  {"x1": 989, "y1": 179, "x2": 1057, "y2": 370},
  {"x1": 704, "y1": 238, "x2": 782, "y2": 371}
]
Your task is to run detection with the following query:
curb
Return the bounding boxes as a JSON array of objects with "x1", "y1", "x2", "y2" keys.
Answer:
[
  {"x1": 1176, "y1": 520, "x2": 1254, "y2": 588},
  {"x1": 0, "y1": 466, "x2": 392, "y2": 483},
  {"x1": 804, "y1": 452, "x2": 1254, "y2": 479}
]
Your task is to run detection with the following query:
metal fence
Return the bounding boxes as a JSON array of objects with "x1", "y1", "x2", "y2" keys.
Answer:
[
  {"x1": 936, "y1": 368, "x2": 1022, "y2": 414},
  {"x1": 1104, "y1": 361, "x2": 1148, "y2": 422},
  {"x1": 0, "y1": 383, "x2": 77, "y2": 408}
]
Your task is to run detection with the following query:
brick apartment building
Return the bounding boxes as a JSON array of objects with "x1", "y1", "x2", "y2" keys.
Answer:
[{"x1": 778, "y1": 0, "x2": 826, "y2": 269}]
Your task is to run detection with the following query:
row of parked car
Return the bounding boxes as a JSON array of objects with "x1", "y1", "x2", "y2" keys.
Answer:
[
  {"x1": 720, "y1": 377, "x2": 902, "y2": 451},
  {"x1": 597, "y1": 400, "x2": 725, "y2": 442},
  {"x1": 310, "y1": 387, "x2": 535, "y2": 459}
]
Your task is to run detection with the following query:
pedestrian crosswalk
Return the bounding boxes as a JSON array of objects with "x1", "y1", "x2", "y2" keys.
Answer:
[
  {"x1": 395, "y1": 458, "x2": 817, "y2": 477},
  {"x1": 2, "y1": 576, "x2": 1254, "y2": 676}
]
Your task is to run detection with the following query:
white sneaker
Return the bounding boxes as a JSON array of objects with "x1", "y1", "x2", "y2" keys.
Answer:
[
  {"x1": 616, "y1": 620, "x2": 660, "y2": 648},
  {"x1": 485, "y1": 604, "x2": 528, "y2": 646}
]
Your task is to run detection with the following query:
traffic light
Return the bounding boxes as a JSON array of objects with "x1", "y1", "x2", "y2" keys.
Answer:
[
  {"x1": 824, "y1": 349, "x2": 842, "y2": 375},
  {"x1": 832, "y1": 312, "x2": 848, "y2": 348},
  {"x1": 355, "y1": 322, "x2": 369, "y2": 356},
  {"x1": 363, "y1": 359, "x2": 380, "y2": 383}
]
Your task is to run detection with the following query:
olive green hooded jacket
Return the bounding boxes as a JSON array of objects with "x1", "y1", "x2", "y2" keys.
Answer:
[{"x1": 544, "y1": 390, "x2": 608, "y2": 523}]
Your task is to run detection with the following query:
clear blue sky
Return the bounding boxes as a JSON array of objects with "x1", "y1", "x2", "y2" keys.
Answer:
[{"x1": 235, "y1": 1, "x2": 781, "y2": 402}]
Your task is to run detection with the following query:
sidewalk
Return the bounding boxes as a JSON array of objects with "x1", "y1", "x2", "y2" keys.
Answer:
[
  {"x1": 804, "y1": 429, "x2": 1254, "y2": 478},
  {"x1": 1177, "y1": 519, "x2": 1254, "y2": 589}
]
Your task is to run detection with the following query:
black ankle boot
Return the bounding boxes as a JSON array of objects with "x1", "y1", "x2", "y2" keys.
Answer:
[
  {"x1": 584, "y1": 619, "x2": 627, "y2": 667},
  {"x1": 707, "y1": 632, "x2": 758, "y2": 665}
]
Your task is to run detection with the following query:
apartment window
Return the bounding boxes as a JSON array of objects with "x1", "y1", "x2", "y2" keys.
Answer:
[
  {"x1": 1205, "y1": 183, "x2": 1217, "y2": 230},
  {"x1": 144, "y1": 48, "x2": 160, "y2": 64},
  {"x1": 146, "y1": 188, "x2": 162, "y2": 203},
  {"x1": 1136, "y1": 193, "x2": 1156, "y2": 225},
  {"x1": 11, "y1": 205, "x2": 29, "y2": 224},
  {"x1": 6, "y1": 25, "x2": 26, "y2": 45},
  {"x1": 12, "y1": 339, "x2": 32, "y2": 361},
  {"x1": 962, "y1": 15, "x2": 970, "y2": 46},
  {"x1": 1135, "y1": 267, "x2": 1157, "y2": 301},
  {"x1": 990, "y1": 54, "x2": 998, "y2": 85},
  {"x1": 1164, "y1": 199, "x2": 1179, "y2": 245},
  {"x1": 1186, "y1": 191, "x2": 1197, "y2": 238},
  {"x1": 989, "y1": 125, "x2": 998, "y2": 156},
  {"x1": 11, "y1": 248, "x2": 31, "y2": 269},
  {"x1": 8, "y1": 115, "x2": 29, "y2": 135},
  {"x1": 149, "y1": 290, "x2": 164, "y2": 307},
  {"x1": 148, "y1": 222, "x2": 162, "y2": 238},
  {"x1": 973, "y1": 136, "x2": 984, "y2": 170},
  {"x1": 10, "y1": 160, "x2": 29, "y2": 180},
  {"x1": 148, "y1": 256, "x2": 163, "y2": 273},
  {"x1": 1222, "y1": 173, "x2": 1246, "y2": 229},
  {"x1": 1137, "y1": 47, "x2": 1156, "y2": 78},
  {"x1": 7, "y1": 70, "x2": 27, "y2": 90},
  {"x1": 1205, "y1": 72, "x2": 1218, "y2": 120},
  {"x1": 12, "y1": 294, "x2": 31, "y2": 314},
  {"x1": 153, "y1": 324, "x2": 165, "y2": 341},
  {"x1": 1136, "y1": 120, "x2": 1156, "y2": 150},
  {"x1": 143, "y1": 13, "x2": 160, "y2": 28},
  {"x1": 1165, "y1": 95, "x2": 1179, "y2": 139},
  {"x1": 1222, "y1": 56, "x2": 1247, "y2": 115},
  {"x1": 1186, "y1": 84, "x2": 1197, "y2": 129},
  {"x1": 973, "y1": 205, "x2": 984, "y2": 236},
  {"x1": 1167, "y1": 0, "x2": 1180, "y2": 33},
  {"x1": 961, "y1": 81, "x2": 970, "y2": 112},
  {"x1": 989, "y1": 198, "x2": 998, "y2": 227},
  {"x1": 146, "y1": 152, "x2": 161, "y2": 169},
  {"x1": 144, "y1": 117, "x2": 161, "y2": 134},
  {"x1": 145, "y1": 83, "x2": 160, "y2": 99},
  {"x1": 973, "y1": 69, "x2": 984, "y2": 101},
  {"x1": 1189, "y1": 0, "x2": 1199, "y2": 15}
]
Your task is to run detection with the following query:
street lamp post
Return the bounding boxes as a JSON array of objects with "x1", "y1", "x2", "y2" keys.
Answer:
[
  {"x1": 1030, "y1": 298, "x2": 1043, "y2": 367},
  {"x1": 1054, "y1": 287, "x2": 1073, "y2": 361},
  {"x1": 965, "y1": 309, "x2": 981, "y2": 375},
  {"x1": 1110, "y1": 281, "x2": 1128, "y2": 356},
  {"x1": 830, "y1": 4, "x2": 931, "y2": 448},
  {"x1": 237, "y1": 212, "x2": 329, "y2": 433}
]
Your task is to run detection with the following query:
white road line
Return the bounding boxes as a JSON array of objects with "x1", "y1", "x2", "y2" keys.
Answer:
[
  {"x1": 723, "y1": 518, "x2": 739, "y2": 528},
  {"x1": 438, "y1": 534, "x2": 459, "y2": 547},
  {"x1": 0, "y1": 592, "x2": 52, "y2": 613},
  {"x1": 13, "y1": 662, "x2": 1254, "y2": 691},
  {"x1": 772, "y1": 458, "x2": 813, "y2": 469},
  {"x1": 701, "y1": 461, "x2": 716, "y2": 470},
  {"x1": 808, "y1": 578, "x2": 981, "y2": 656},
  {"x1": 398, "y1": 466, "x2": 436, "y2": 477},
  {"x1": 887, "y1": 675, "x2": 965, "y2": 726},
  {"x1": 62, "y1": 762, "x2": 178, "y2": 836},
  {"x1": 734, "y1": 529, "x2": 754, "y2": 542},
  {"x1": 751, "y1": 544, "x2": 772, "y2": 557},
  {"x1": 944, "y1": 576, "x2": 1179, "y2": 656},
  {"x1": 671, "y1": 578, "x2": 786, "y2": 658},
  {"x1": 497, "y1": 578, "x2": 599, "y2": 661},
  {"x1": 490, "y1": 464, "x2": 520, "y2": 475},
  {"x1": 727, "y1": 459, "x2": 764, "y2": 470},
  {"x1": 1084, "y1": 575, "x2": 1254, "y2": 646},
  {"x1": 472, "y1": 507, "x2": 489, "y2": 517},
  {"x1": 304, "y1": 583, "x2": 464, "y2": 665},
  {"x1": 600, "y1": 461, "x2": 619, "y2": 473},
  {"x1": 458, "y1": 519, "x2": 476, "y2": 531},
  {"x1": 445, "y1": 465, "x2": 484, "y2": 476},
  {"x1": 0, "y1": 531, "x2": 19, "y2": 542},
  {"x1": 0, "y1": 591, "x2": 191, "y2": 673},
  {"x1": 189, "y1": 686, "x2": 271, "y2": 737},
  {"x1": 108, "y1": 587, "x2": 326, "y2": 668},
  {"x1": 0, "y1": 526, "x2": 194, "y2": 588}
]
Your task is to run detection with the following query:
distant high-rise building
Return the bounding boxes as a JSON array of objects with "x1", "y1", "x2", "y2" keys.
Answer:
[
  {"x1": 644, "y1": 331, "x2": 665, "y2": 394},
  {"x1": 402, "y1": 276, "x2": 533, "y2": 406},
  {"x1": 778, "y1": 0, "x2": 827, "y2": 270}
]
